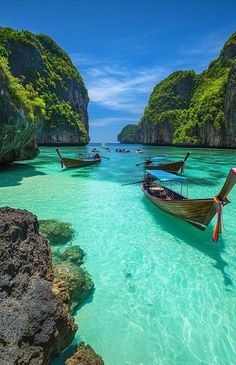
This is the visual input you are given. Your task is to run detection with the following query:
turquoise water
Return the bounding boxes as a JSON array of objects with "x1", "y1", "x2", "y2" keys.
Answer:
[{"x1": 1, "y1": 145, "x2": 236, "y2": 365}]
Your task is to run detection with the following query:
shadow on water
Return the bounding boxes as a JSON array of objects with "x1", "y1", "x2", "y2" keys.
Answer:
[
  {"x1": 142, "y1": 197, "x2": 233, "y2": 287},
  {"x1": 72, "y1": 288, "x2": 95, "y2": 316},
  {"x1": 0, "y1": 163, "x2": 46, "y2": 188},
  {"x1": 50, "y1": 283, "x2": 95, "y2": 365},
  {"x1": 52, "y1": 344, "x2": 77, "y2": 365}
]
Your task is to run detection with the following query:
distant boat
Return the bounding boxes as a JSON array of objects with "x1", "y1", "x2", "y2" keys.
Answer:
[
  {"x1": 115, "y1": 148, "x2": 130, "y2": 153},
  {"x1": 136, "y1": 149, "x2": 143, "y2": 154},
  {"x1": 56, "y1": 148, "x2": 101, "y2": 168},
  {"x1": 101, "y1": 143, "x2": 106, "y2": 148},
  {"x1": 138, "y1": 152, "x2": 191, "y2": 174},
  {"x1": 142, "y1": 168, "x2": 236, "y2": 241}
]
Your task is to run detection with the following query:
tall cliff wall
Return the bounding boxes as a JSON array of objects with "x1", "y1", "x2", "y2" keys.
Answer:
[
  {"x1": 0, "y1": 27, "x2": 89, "y2": 163},
  {"x1": 118, "y1": 31, "x2": 236, "y2": 147},
  {"x1": 0, "y1": 58, "x2": 43, "y2": 163}
]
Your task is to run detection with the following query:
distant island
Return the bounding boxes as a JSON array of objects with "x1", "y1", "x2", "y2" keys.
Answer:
[
  {"x1": 118, "y1": 31, "x2": 236, "y2": 148},
  {"x1": 0, "y1": 27, "x2": 89, "y2": 164}
]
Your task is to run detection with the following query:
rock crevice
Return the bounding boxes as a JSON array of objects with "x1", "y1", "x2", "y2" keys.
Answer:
[{"x1": 0, "y1": 207, "x2": 77, "y2": 365}]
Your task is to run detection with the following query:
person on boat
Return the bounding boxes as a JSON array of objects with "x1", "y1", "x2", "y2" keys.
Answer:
[
  {"x1": 94, "y1": 152, "x2": 100, "y2": 160},
  {"x1": 145, "y1": 159, "x2": 152, "y2": 166},
  {"x1": 144, "y1": 173, "x2": 152, "y2": 189}
]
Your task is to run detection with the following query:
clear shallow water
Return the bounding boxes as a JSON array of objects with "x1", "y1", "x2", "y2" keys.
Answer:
[{"x1": 1, "y1": 144, "x2": 236, "y2": 365}]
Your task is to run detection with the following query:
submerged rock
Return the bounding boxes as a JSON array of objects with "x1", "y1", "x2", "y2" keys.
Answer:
[
  {"x1": 39, "y1": 219, "x2": 75, "y2": 245},
  {"x1": 65, "y1": 342, "x2": 104, "y2": 365},
  {"x1": 53, "y1": 260, "x2": 94, "y2": 313},
  {"x1": 54, "y1": 246, "x2": 85, "y2": 265},
  {"x1": 0, "y1": 207, "x2": 77, "y2": 365}
]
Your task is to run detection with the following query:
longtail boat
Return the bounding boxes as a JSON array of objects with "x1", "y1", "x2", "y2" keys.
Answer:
[
  {"x1": 142, "y1": 168, "x2": 236, "y2": 241},
  {"x1": 56, "y1": 148, "x2": 101, "y2": 168},
  {"x1": 143, "y1": 152, "x2": 191, "y2": 174}
]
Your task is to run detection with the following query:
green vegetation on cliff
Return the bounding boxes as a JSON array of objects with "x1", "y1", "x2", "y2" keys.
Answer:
[
  {"x1": 118, "y1": 124, "x2": 138, "y2": 143},
  {"x1": 172, "y1": 61, "x2": 230, "y2": 144},
  {"x1": 0, "y1": 56, "x2": 45, "y2": 121},
  {"x1": 119, "y1": 31, "x2": 236, "y2": 147},
  {"x1": 0, "y1": 27, "x2": 89, "y2": 144}
]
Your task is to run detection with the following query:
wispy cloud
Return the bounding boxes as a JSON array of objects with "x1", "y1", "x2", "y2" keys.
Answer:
[
  {"x1": 70, "y1": 25, "x2": 235, "y2": 130},
  {"x1": 178, "y1": 26, "x2": 235, "y2": 70},
  {"x1": 77, "y1": 62, "x2": 169, "y2": 114},
  {"x1": 90, "y1": 116, "x2": 139, "y2": 127}
]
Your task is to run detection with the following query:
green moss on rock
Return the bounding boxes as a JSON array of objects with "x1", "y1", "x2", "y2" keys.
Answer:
[
  {"x1": 53, "y1": 261, "x2": 94, "y2": 313},
  {"x1": 39, "y1": 219, "x2": 75, "y2": 245},
  {"x1": 54, "y1": 246, "x2": 85, "y2": 265}
]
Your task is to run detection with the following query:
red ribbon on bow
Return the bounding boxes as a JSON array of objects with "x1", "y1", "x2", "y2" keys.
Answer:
[{"x1": 212, "y1": 196, "x2": 222, "y2": 243}]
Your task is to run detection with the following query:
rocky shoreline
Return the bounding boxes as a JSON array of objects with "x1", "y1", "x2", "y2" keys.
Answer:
[{"x1": 0, "y1": 207, "x2": 104, "y2": 365}]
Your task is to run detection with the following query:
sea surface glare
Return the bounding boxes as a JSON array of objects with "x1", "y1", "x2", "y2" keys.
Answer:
[{"x1": 1, "y1": 145, "x2": 236, "y2": 365}]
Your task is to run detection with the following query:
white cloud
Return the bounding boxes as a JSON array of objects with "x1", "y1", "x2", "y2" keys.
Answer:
[
  {"x1": 178, "y1": 27, "x2": 235, "y2": 70},
  {"x1": 90, "y1": 116, "x2": 138, "y2": 127},
  {"x1": 70, "y1": 26, "x2": 235, "y2": 126},
  {"x1": 84, "y1": 64, "x2": 169, "y2": 113}
]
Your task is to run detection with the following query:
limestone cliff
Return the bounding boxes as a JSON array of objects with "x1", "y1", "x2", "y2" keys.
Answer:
[
  {"x1": 0, "y1": 59, "x2": 43, "y2": 163},
  {"x1": 118, "y1": 31, "x2": 236, "y2": 147},
  {"x1": 0, "y1": 27, "x2": 89, "y2": 161},
  {"x1": 118, "y1": 124, "x2": 139, "y2": 143}
]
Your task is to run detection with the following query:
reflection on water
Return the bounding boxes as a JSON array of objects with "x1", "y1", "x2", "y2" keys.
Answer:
[{"x1": 142, "y1": 198, "x2": 233, "y2": 287}]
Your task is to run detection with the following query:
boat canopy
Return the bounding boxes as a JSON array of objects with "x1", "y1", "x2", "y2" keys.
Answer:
[{"x1": 146, "y1": 170, "x2": 187, "y2": 182}]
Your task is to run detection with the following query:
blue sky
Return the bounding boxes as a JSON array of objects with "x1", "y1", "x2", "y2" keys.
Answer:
[{"x1": 1, "y1": 0, "x2": 236, "y2": 142}]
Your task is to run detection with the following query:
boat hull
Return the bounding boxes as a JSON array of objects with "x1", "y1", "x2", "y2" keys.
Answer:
[
  {"x1": 144, "y1": 160, "x2": 184, "y2": 173},
  {"x1": 142, "y1": 186, "x2": 217, "y2": 231},
  {"x1": 61, "y1": 157, "x2": 101, "y2": 168}
]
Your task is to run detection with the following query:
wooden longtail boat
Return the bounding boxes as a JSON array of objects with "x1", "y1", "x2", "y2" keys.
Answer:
[
  {"x1": 56, "y1": 148, "x2": 101, "y2": 168},
  {"x1": 144, "y1": 152, "x2": 191, "y2": 174},
  {"x1": 142, "y1": 168, "x2": 236, "y2": 241}
]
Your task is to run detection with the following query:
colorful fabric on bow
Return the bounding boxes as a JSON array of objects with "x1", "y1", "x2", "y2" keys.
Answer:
[{"x1": 213, "y1": 196, "x2": 222, "y2": 243}]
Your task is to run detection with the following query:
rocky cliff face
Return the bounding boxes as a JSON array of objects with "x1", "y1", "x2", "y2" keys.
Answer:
[
  {"x1": 0, "y1": 27, "x2": 89, "y2": 162},
  {"x1": 119, "y1": 31, "x2": 236, "y2": 147},
  {"x1": 224, "y1": 63, "x2": 236, "y2": 146},
  {"x1": 117, "y1": 124, "x2": 139, "y2": 143},
  {"x1": 0, "y1": 207, "x2": 77, "y2": 365},
  {"x1": 0, "y1": 61, "x2": 41, "y2": 163}
]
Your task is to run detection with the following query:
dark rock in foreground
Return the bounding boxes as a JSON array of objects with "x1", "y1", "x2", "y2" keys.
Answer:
[
  {"x1": 65, "y1": 342, "x2": 104, "y2": 365},
  {"x1": 0, "y1": 207, "x2": 77, "y2": 365}
]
